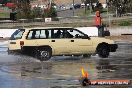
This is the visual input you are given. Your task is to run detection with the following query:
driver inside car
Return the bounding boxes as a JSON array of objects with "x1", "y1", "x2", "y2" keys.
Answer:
[{"x1": 63, "y1": 30, "x2": 73, "y2": 38}]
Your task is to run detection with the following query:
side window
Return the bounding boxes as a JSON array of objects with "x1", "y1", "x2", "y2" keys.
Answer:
[
  {"x1": 52, "y1": 29, "x2": 86, "y2": 38},
  {"x1": 40, "y1": 30, "x2": 51, "y2": 38},
  {"x1": 48, "y1": 30, "x2": 51, "y2": 38},
  {"x1": 27, "y1": 29, "x2": 51, "y2": 39},
  {"x1": 40, "y1": 30, "x2": 46, "y2": 38},
  {"x1": 35, "y1": 30, "x2": 40, "y2": 38},
  {"x1": 53, "y1": 29, "x2": 74, "y2": 38},
  {"x1": 53, "y1": 29, "x2": 63, "y2": 38},
  {"x1": 63, "y1": 29, "x2": 74, "y2": 38},
  {"x1": 67, "y1": 29, "x2": 84, "y2": 38},
  {"x1": 27, "y1": 31, "x2": 33, "y2": 39},
  {"x1": 10, "y1": 29, "x2": 25, "y2": 40}
]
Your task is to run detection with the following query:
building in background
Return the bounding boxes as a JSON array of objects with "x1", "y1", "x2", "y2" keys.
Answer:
[{"x1": 99, "y1": 0, "x2": 106, "y2": 4}]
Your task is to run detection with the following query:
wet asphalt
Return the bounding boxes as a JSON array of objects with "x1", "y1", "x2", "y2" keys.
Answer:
[{"x1": 0, "y1": 40, "x2": 132, "y2": 88}]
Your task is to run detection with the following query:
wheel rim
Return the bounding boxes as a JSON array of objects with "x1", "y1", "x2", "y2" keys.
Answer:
[
  {"x1": 98, "y1": 46, "x2": 109, "y2": 58},
  {"x1": 102, "y1": 49, "x2": 108, "y2": 55},
  {"x1": 40, "y1": 51, "x2": 49, "y2": 59}
]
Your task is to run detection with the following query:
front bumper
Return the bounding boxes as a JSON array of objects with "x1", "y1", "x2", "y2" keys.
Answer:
[{"x1": 109, "y1": 44, "x2": 118, "y2": 52}]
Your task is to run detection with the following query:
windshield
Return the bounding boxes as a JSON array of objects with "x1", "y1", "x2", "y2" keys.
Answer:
[{"x1": 10, "y1": 29, "x2": 25, "y2": 40}]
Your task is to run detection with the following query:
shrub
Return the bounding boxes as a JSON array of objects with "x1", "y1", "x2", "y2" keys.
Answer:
[
  {"x1": 43, "y1": 7, "x2": 57, "y2": 18},
  {"x1": 119, "y1": 20, "x2": 132, "y2": 26}
]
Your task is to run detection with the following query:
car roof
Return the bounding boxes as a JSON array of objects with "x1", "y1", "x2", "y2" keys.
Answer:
[{"x1": 25, "y1": 27, "x2": 73, "y2": 31}]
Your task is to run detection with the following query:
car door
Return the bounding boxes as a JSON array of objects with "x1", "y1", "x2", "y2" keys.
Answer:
[
  {"x1": 30, "y1": 28, "x2": 71, "y2": 55},
  {"x1": 67, "y1": 29, "x2": 93, "y2": 54},
  {"x1": 49, "y1": 29, "x2": 71, "y2": 55}
]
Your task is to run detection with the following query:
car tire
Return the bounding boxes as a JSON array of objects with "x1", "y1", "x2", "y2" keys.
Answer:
[
  {"x1": 35, "y1": 48, "x2": 51, "y2": 61},
  {"x1": 83, "y1": 54, "x2": 91, "y2": 58},
  {"x1": 97, "y1": 45, "x2": 109, "y2": 58}
]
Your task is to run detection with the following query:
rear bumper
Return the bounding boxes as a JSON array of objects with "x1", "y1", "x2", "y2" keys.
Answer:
[
  {"x1": 8, "y1": 49, "x2": 21, "y2": 55},
  {"x1": 109, "y1": 44, "x2": 118, "y2": 52}
]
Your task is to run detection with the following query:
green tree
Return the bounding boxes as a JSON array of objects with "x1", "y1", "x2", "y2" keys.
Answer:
[
  {"x1": 31, "y1": 7, "x2": 43, "y2": 18},
  {"x1": 44, "y1": 6, "x2": 57, "y2": 18},
  {"x1": 82, "y1": 0, "x2": 98, "y2": 14},
  {"x1": 12, "y1": 0, "x2": 31, "y2": 19},
  {"x1": 108, "y1": 0, "x2": 131, "y2": 16}
]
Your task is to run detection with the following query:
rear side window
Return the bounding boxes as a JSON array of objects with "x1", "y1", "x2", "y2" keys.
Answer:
[
  {"x1": 27, "y1": 29, "x2": 51, "y2": 39},
  {"x1": 10, "y1": 29, "x2": 25, "y2": 40}
]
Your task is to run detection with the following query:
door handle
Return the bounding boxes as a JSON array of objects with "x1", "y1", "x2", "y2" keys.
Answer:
[
  {"x1": 51, "y1": 40, "x2": 55, "y2": 42},
  {"x1": 71, "y1": 40, "x2": 74, "y2": 42}
]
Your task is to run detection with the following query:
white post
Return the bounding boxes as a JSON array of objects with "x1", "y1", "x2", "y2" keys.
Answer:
[
  {"x1": 116, "y1": 7, "x2": 118, "y2": 17},
  {"x1": 49, "y1": 0, "x2": 52, "y2": 6}
]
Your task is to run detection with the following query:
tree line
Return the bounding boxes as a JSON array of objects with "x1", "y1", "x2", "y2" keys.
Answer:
[
  {"x1": 84, "y1": 0, "x2": 132, "y2": 16},
  {"x1": 0, "y1": 0, "x2": 132, "y2": 19}
]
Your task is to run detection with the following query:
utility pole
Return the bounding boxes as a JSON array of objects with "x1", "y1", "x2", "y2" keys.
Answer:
[
  {"x1": 84, "y1": 0, "x2": 86, "y2": 14},
  {"x1": 106, "y1": 0, "x2": 111, "y2": 27},
  {"x1": 89, "y1": 0, "x2": 92, "y2": 15}
]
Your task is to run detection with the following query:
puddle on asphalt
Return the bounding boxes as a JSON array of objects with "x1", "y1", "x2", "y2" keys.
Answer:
[
  {"x1": 1, "y1": 59, "x2": 98, "y2": 79},
  {"x1": 1, "y1": 56, "x2": 132, "y2": 87},
  {"x1": 0, "y1": 57, "x2": 132, "y2": 88},
  {"x1": 0, "y1": 41, "x2": 132, "y2": 88}
]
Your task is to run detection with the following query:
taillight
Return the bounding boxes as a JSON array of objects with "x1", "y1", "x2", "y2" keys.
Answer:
[{"x1": 20, "y1": 41, "x2": 24, "y2": 46}]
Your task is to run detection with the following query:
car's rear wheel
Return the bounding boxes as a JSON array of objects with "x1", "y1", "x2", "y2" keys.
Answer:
[
  {"x1": 97, "y1": 45, "x2": 109, "y2": 58},
  {"x1": 35, "y1": 48, "x2": 51, "y2": 61}
]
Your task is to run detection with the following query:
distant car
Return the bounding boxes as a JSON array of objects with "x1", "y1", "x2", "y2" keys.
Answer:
[
  {"x1": 70, "y1": 4, "x2": 81, "y2": 10},
  {"x1": 74, "y1": 4, "x2": 81, "y2": 9},
  {"x1": 60, "y1": 5, "x2": 66, "y2": 10},
  {"x1": 126, "y1": 13, "x2": 132, "y2": 16},
  {"x1": 81, "y1": 3, "x2": 89, "y2": 8},
  {"x1": 8, "y1": 27, "x2": 118, "y2": 61},
  {"x1": 65, "y1": 5, "x2": 71, "y2": 10}
]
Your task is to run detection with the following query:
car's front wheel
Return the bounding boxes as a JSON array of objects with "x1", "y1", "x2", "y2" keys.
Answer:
[
  {"x1": 35, "y1": 48, "x2": 52, "y2": 61},
  {"x1": 97, "y1": 45, "x2": 109, "y2": 58}
]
